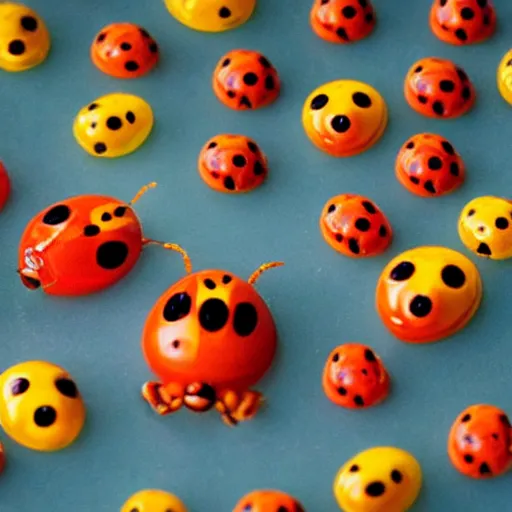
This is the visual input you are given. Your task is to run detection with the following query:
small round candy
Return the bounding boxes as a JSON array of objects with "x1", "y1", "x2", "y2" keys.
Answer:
[
  {"x1": 310, "y1": 0, "x2": 376, "y2": 44},
  {"x1": 497, "y1": 49, "x2": 512, "y2": 106},
  {"x1": 0, "y1": 3, "x2": 50, "y2": 72},
  {"x1": 458, "y1": 196, "x2": 512, "y2": 260},
  {"x1": 121, "y1": 489, "x2": 188, "y2": 512},
  {"x1": 395, "y1": 133, "x2": 465, "y2": 197},
  {"x1": 320, "y1": 194, "x2": 392, "y2": 257},
  {"x1": 376, "y1": 246, "x2": 482, "y2": 344},
  {"x1": 404, "y1": 58, "x2": 475, "y2": 119},
  {"x1": 0, "y1": 361, "x2": 86, "y2": 451},
  {"x1": 0, "y1": 162, "x2": 11, "y2": 211},
  {"x1": 198, "y1": 134, "x2": 268, "y2": 193},
  {"x1": 333, "y1": 447, "x2": 422, "y2": 512},
  {"x1": 303, "y1": 80, "x2": 388, "y2": 157},
  {"x1": 430, "y1": 0, "x2": 496, "y2": 45},
  {"x1": 323, "y1": 343, "x2": 390, "y2": 409},
  {"x1": 165, "y1": 0, "x2": 256, "y2": 33},
  {"x1": 448, "y1": 404, "x2": 512, "y2": 479},
  {"x1": 233, "y1": 490, "x2": 305, "y2": 512},
  {"x1": 73, "y1": 93, "x2": 153, "y2": 158},
  {"x1": 91, "y1": 23, "x2": 159, "y2": 79},
  {"x1": 212, "y1": 49, "x2": 280, "y2": 111}
]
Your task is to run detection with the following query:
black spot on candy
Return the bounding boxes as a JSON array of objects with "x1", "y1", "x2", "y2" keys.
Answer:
[
  {"x1": 149, "y1": 42, "x2": 158, "y2": 53},
  {"x1": 479, "y1": 463, "x2": 492, "y2": 475},
  {"x1": 467, "y1": 209, "x2": 475, "y2": 217},
  {"x1": 379, "y1": 225, "x2": 387, "y2": 237},
  {"x1": 120, "y1": 42, "x2": 132, "y2": 51},
  {"x1": 336, "y1": 28, "x2": 349, "y2": 41},
  {"x1": 84, "y1": 224, "x2": 100, "y2": 237},
  {"x1": 442, "y1": 141, "x2": 455, "y2": 155},
  {"x1": 391, "y1": 470, "x2": 403, "y2": 483},
  {"x1": 354, "y1": 395, "x2": 364, "y2": 406},
  {"x1": 440, "y1": 0, "x2": 447, "y2": 5},
  {"x1": 350, "y1": 464, "x2": 359, "y2": 472},
  {"x1": 8, "y1": 40, "x2": 25, "y2": 55},
  {"x1": 390, "y1": 261, "x2": 415, "y2": 281},
  {"x1": 55, "y1": 378, "x2": 78, "y2": 398},
  {"x1": 224, "y1": 176, "x2": 235, "y2": 190},
  {"x1": 352, "y1": 92, "x2": 372, "y2": 108},
  {"x1": 265, "y1": 75, "x2": 275, "y2": 90},
  {"x1": 247, "y1": 141, "x2": 259, "y2": 153},
  {"x1": 348, "y1": 238, "x2": 360, "y2": 254},
  {"x1": 500, "y1": 414, "x2": 511, "y2": 427},
  {"x1": 332, "y1": 353, "x2": 339, "y2": 362},
  {"x1": 222, "y1": 58, "x2": 231, "y2": 67},
  {"x1": 342, "y1": 6, "x2": 357, "y2": 18},
  {"x1": 208, "y1": 142, "x2": 218, "y2": 149},
  {"x1": 461, "y1": 413, "x2": 471, "y2": 422},
  {"x1": 424, "y1": 180, "x2": 436, "y2": 194},
  {"x1": 204, "y1": 278, "x2": 216, "y2": 290},
  {"x1": 88, "y1": 103, "x2": 99, "y2": 111},
  {"x1": 477, "y1": 0, "x2": 487, "y2": 7},
  {"x1": 96, "y1": 241, "x2": 129, "y2": 269},
  {"x1": 432, "y1": 101, "x2": 445, "y2": 116},
  {"x1": 331, "y1": 115, "x2": 351, "y2": 133},
  {"x1": 441, "y1": 265, "x2": 466, "y2": 288},
  {"x1": 455, "y1": 28, "x2": 468, "y2": 41},
  {"x1": 259, "y1": 56, "x2": 271, "y2": 68},
  {"x1": 477, "y1": 243, "x2": 492, "y2": 256},
  {"x1": 335, "y1": 233, "x2": 343, "y2": 242},
  {"x1": 125, "y1": 61, "x2": 139, "y2": 72},
  {"x1": 418, "y1": 95, "x2": 428, "y2": 104},
  {"x1": 254, "y1": 161, "x2": 264, "y2": 175},
  {"x1": 232, "y1": 155, "x2": 247, "y2": 167},
  {"x1": 440, "y1": 80, "x2": 455, "y2": 92},
  {"x1": 233, "y1": 302, "x2": 258, "y2": 336},
  {"x1": 414, "y1": 66, "x2": 423, "y2": 73},
  {"x1": 11, "y1": 378, "x2": 29, "y2": 396},
  {"x1": 96, "y1": 33, "x2": 106, "y2": 43},
  {"x1": 355, "y1": 218, "x2": 371, "y2": 232},
  {"x1": 410, "y1": 176, "x2": 420, "y2": 184},
  {"x1": 199, "y1": 298, "x2": 229, "y2": 332},
  {"x1": 428, "y1": 156, "x2": 442, "y2": 170},
  {"x1": 464, "y1": 454, "x2": 474, "y2": 463},
  {"x1": 495, "y1": 217, "x2": 509, "y2": 230},
  {"x1": 140, "y1": 28, "x2": 150, "y2": 38},
  {"x1": 461, "y1": 7, "x2": 474, "y2": 19},
  {"x1": 172, "y1": 340, "x2": 180, "y2": 349},
  {"x1": 359, "y1": 0, "x2": 367, "y2": 6},
  {"x1": 101, "y1": 212, "x2": 112, "y2": 222},
  {"x1": 362, "y1": 201, "x2": 376, "y2": 214},
  {"x1": 126, "y1": 111, "x2": 136, "y2": 124},
  {"x1": 406, "y1": 141, "x2": 415, "y2": 149},
  {"x1": 21, "y1": 16, "x2": 38, "y2": 31},
  {"x1": 219, "y1": 6, "x2": 231, "y2": 18},
  {"x1": 462, "y1": 87, "x2": 471, "y2": 100},
  {"x1": 34, "y1": 406, "x2": 57, "y2": 427},
  {"x1": 222, "y1": 274, "x2": 232, "y2": 284},
  {"x1": 94, "y1": 142, "x2": 107, "y2": 154},
  {"x1": 337, "y1": 387, "x2": 347, "y2": 396},
  {"x1": 43, "y1": 204, "x2": 71, "y2": 225},
  {"x1": 163, "y1": 292, "x2": 191, "y2": 321},
  {"x1": 243, "y1": 72, "x2": 258, "y2": 86},
  {"x1": 240, "y1": 96, "x2": 252, "y2": 108},
  {"x1": 328, "y1": 204, "x2": 336, "y2": 213},
  {"x1": 365, "y1": 12, "x2": 373, "y2": 23},
  {"x1": 492, "y1": 433, "x2": 499, "y2": 440},
  {"x1": 450, "y1": 162, "x2": 460, "y2": 176},
  {"x1": 409, "y1": 295, "x2": 432, "y2": 317},
  {"x1": 365, "y1": 482, "x2": 385, "y2": 497},
  {"x1": 106, "y1": 116, "x2": 122, "y2": 130},
  {"x1": 114, "y1": 206, "x2": 126, "y2": 217},
  {"x1": 311, "y1": 94, "x2": 329, "y2": 110},
  {"x1": 364, "y1": 349, "x2": 376, "y2": 362},
  {"x1": 457, "y1": 68, "x2": 468, "y2": 81}
]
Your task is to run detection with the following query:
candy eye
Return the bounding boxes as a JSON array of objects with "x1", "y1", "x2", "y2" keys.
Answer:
[
  {"x1": 163, "y1": 292, "x2": 192, "y2": 322},
  {"x1": 390, "y1": 261, "x2": 415, "y2": 281},
  {"x1": 55, "y1": 378, "x2": 78, "y2": 398},
  {"x1": 42, "y1": 204, "x2": 71, "y2": 225},
  {"x1": 441, "y1": 265, "x2": 466, "y2": 289},
  {"x1": 11, "y1": 377, "x2": 29, "y2": 396}
]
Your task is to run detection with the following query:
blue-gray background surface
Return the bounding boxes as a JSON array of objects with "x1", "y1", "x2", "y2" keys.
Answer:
[{"x1": 0, "y1": 1, "x2": 511, "y2": 511}]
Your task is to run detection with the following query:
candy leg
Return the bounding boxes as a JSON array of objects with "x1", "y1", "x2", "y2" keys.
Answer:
[
  {"x1": 183, "y1": 382, "x2": 217, "y2": 412},
  {"x1": 142, "y1": 381, "x2": 183, "y2": 416},
  {"x1": 215, "y1": 390, "x2": 264, "y2": 426}
]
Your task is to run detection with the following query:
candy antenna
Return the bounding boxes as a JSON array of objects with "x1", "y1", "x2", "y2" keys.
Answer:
[
  {"x1": 248, "y1": 261, "x2": 284, "y2": 285},
  {"x1": 130, "y1": 182, "x2": 157, "y2": 205},
  {"x1": 143, "y1": 239, "x2": 192, "y2": 274}
]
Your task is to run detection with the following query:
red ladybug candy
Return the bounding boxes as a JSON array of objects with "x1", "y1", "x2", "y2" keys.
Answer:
[{"x1": 0, "y1": 162, "x2": 10, "y2": 211}]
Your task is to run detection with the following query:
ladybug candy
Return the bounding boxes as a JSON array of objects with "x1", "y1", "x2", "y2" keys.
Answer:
[
  {"x1": 430, "y1": 0, "x2": 496, "y2": 46},
  {"x1": 213, "y1": 50, "x2": 281, "y2": 111},
  {"x1": 395, "y1": 133, "x2": 465, "y2": 197},
  {"x1": 122, "y1": 489, "x2": 188, "y2": 512},
  {"x1": 320, "y1": 194, "x2": 392, "y2": 257},
  {"x1": 198, "y1": 134, "x2": 268, "y2": 193},
  {"x1": 18, "y1": 183, "x2": 191, "y2": 296},
  {"x1": 323, "y1": 343, "x2": 390, "y2": 409},
  {"x1": 233, "y1": 490, "x2": 306, "y2": 512},
  {"x1": 142, "y1": 260, "x2": 284, "y2": 426},
  {"x1": 404, "y1": 58, "x2": 475, "y2": 119},
  {"x1": 497, "y1": 49, "x2": 512, "y2": 106},
  {"x1": 91, "y1": 23, "x2": 159, "y2": 79},
  {"x1": 448, "y1": 404, "x2": 512, "y2": 479},
  {"x1": 310, "y1": 0, "x2": 376, "y2": 44},
  {"x1": 0, "y1": 162, "x2": 10, "y2": 211}
]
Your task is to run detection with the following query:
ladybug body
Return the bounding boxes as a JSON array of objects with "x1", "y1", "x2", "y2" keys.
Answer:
[
  {"x1": 142, "y1": 262, "x2": 283, "y2": 426},
  {"x1": 233, "y1": 490, "x2": 306, "y2": 512},
  {"x1": 0, "y1": 162, "x2": 10, "y2": 211}
]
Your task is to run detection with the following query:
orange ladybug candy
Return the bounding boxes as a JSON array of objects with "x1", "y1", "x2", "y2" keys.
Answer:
[
  {"x1": 430, "y1": 0, "x2": 496, "y2": 45},
  {"x1": 0, "y1": 162, "x2": 10, "y2": 211},
  {"x1": 310, "y1": 0, "x2": 376, "y2": 44},
  {"x1": 198, "y1": 134, "x2": 268, "y2": 193},
  {"x1": 448, "y1": 404, "x2": 512, "y2": 479},
  {"x1": 233, "y1": 490, "x2": 306, "y2": 512},
  {"x1": 396, "y1": 133, "x2": 465, "y2": 197},
  {"x1": 320, "y1": 194, "x2": 392, "y2": 257},
  {"x1": 404, "y1": 58, "x2": 475, "y2": 119},
  {"x1": 322, "y1": 343, "x2": 390, "y2": 409},
  {"x1": 91, "y1": 23, "x2": 159, "y2": 79},
  {"x1": 142, "y1": 261, "x2": 283, "y2": 426},
  {"x1": 213, "y1": 50, "x2": 280, "y2": 111},
  {"x1": 17, "y1": 183, "x2": 189, "y2": 296}
]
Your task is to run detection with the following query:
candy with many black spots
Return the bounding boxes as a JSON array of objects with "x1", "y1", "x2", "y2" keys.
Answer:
[
  {"x1": 396, "y1": 133, "x2": 465, "y2": 197},
  {"x1": 310, "y1": 0, "x2": 376, "y2": 44}
]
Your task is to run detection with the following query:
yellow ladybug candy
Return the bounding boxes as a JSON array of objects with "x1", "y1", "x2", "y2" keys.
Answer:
[
  {"x1": 0, "y1": 361, "x2": 86, "y2": 452},
  {"x1": 333, "y1": 446, "x2": 422, "y2": 512},
  {"x1": 497, "y1": 49, "x2": 512, "y2": 106},
  {"x1": 73, "y1": 93, "x2": 154, "y2": 158},
  {"x1": 0, "y1": 3, "x2": 50, "y2": 72},
  {"x1": 165, "y1": 0, "x2": 256, "y2": 33},
  {"x1": 121, "y1": 489, "x2": 188, "y2": 512}
]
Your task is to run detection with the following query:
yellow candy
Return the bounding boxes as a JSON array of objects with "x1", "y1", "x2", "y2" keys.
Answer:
[
  {"x1": 121, "y1": 489, "x2": 188, "y2": 512},
  {"x1": 73, "y1": 93, "x2": 153, "y2": 158},
  {"x1": 333, "y1": 447, "x2": 422, "y2": 512},
  {"x1": 302, "y1": 80, "x2": 388, "y2": 157},
  {"x1": 458, "y1": 196, "x2": 512, "y2": 260},
  {"x1": 165, "y1": 0, "x2": 256, "y2": 33},
  {"x1": 0, "y1": 361, "x2": 86, "y2": 452},
  {"x1": 497, "y1": 49, "x2": 512, "y2": 106},
  {"x1": 0, "y1": 3, "x2": 50, "y2": 72}
]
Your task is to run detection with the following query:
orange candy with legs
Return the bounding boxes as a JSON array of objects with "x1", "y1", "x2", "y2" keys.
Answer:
[
  {"x1": 142, "y1": 261, "x2": 284, "y2": 426},
  {"x1": 323, "y1": 343, "x2": 390, "y2": 409},
  {"x1": 233, "y1": 490, "x2": 305, "y2": 512}
]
